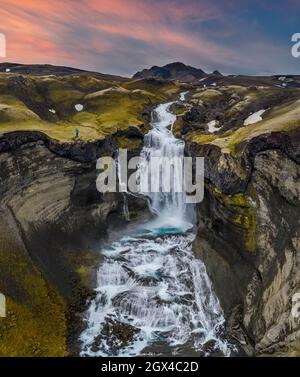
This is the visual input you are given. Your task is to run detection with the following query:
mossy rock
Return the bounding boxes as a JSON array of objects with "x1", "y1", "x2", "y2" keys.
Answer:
[
  {"x1": 213, "y1": 189, "x2": 257, "y2": 253},
  {"x1": 186, "y1": 99, "x2": 300, "y2": 155},
  {"x1": 0, "y1": 235, "x2": 67, "y2": 356},
  {"x1": 122, "y1": 78, "x2": 181, "y2": 100},
  {"x1": 0, "y1": 95, "x2": 40, "y2": 122},
  {"x1": 192, "y1": 89, "x2": 224, "y2": 102}
]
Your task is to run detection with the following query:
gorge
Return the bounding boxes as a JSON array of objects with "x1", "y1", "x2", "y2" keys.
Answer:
[
  {"x1": 80, "y1": 96, "x2": 233, "y2": 356},
  {"x1": 0, "y1": 63, "x2": 299, "y2": 356}
]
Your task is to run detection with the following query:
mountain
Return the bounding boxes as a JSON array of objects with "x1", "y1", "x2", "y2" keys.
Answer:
[
  {"x1": 132, "y1": 62, "x2": 207, "y2": 82},
  {"x1": 0, "y1": 62, "x2": 128, "y2": 82},
  {"x1": 212, "y1": 70, "x2": 223, "y2": 76}
]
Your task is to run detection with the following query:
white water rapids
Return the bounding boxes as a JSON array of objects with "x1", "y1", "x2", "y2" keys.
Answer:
[{"x1": 80, "y1": 94, "x2": 232, "y2": 356}]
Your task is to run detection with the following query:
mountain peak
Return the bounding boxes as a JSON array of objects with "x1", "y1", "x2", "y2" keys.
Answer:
[
  {"x1": 132, "y1": 62, "x2": 206, "y2": 82},
  {"x1": 212, "y1": 70, "x2": 222, "y2": 76}
]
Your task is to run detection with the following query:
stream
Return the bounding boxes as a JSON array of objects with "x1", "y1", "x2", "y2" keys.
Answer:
[{"x1": 80, "y1": 94, "x2": 232, "y2": 356}]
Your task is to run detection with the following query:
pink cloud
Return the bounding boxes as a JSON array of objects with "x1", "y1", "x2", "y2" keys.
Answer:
[
  {"x1": 0, "y1": 0, "x2": 293, "y2": 75},
  {"x1": 0, "y1": 0, "x2": 235, "y2": 71}
]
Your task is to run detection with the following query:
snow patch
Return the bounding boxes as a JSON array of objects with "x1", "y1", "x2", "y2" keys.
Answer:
[
  {"x1": 208, "y1": 120, "x2": 222, "y2": 133},
  {"x1": 180, "y1": 91, "x2": 189, "y2": 101},
  {"x1": 244, "y1": 109, "x2": 266, "y2": 126},
  {"x1": 75, "y1": 104, "x2": 84, "y2": 112}
]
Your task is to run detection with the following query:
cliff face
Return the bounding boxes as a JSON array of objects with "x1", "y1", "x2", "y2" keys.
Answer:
[
  {"x1": 185, "y1": 126, "x2": 300, "y2": 356},
  {"x1": 194, "y1": 151, "x2": 300, "y2": 355},
  {"x1": 0, "y1": 134, "x2": 147, "y2": 356}
]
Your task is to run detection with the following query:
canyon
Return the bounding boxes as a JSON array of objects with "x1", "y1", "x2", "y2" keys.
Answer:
[{"x1": 0, "y1": 62, "x2": 299, "y2": 356}]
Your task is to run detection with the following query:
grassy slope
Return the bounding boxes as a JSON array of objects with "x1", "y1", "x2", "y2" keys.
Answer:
[
  {"x1": 186, "y1": 86, "x2": 300, "y2": 154},
  {"x1": 0, "y1": 74, "x2": 181, "y2": 142}
]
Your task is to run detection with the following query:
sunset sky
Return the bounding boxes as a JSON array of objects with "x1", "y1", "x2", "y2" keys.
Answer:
[{"x1": 0, "y1": 0, "x2": 299, "y2": 76}]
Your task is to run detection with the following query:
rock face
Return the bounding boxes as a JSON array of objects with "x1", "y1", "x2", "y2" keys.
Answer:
[
  {"x1": 188, "y1": 132, "x2": 300, "y2": 356},
  {"x1": 172, "y1": 79, "x2": 300, "y2": 356},
  {"x1": 133, "y1": 62, "x2": 206, "y2": 82},
  {"x1": 0, "y1": 134, "x2": 147, "y2": 356}
]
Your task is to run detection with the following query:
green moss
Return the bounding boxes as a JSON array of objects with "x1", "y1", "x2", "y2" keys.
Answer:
[
  {"x1": 226, "y1": 100, "x2": 300, "y2": 155},
  {"x1": 61, "y1": 75, "x2": 113, "y2": 93},
  {"x1": 225, "y1": 193, "x2": 249, "y2": 207},
  {"x1": 233, "y1": 214, "x2": 242, "y2": 225},
  {"x1": 0, "y1": 86, "x2": 154, "y2": 142},
  {"x1": 66, "y1": 249, "x2": 100, "y2": 291},
  {"x1": 0, "y1": 236, "x2": 67, "y2": 356},
  {"x1": 0, "y1": 95, "x2": 40, "y2": 123},
  {"x1": 0, "y1": 297, "x2": 66, "y2": 357},
  {"x1": 42, "y1": 79, "x2": 83, "y2": 104},
  {"x1": 214, "y1": 187, "x2": 222, "y2": 194},
  {"x1": 192, "y1": 89, "x2": 224, "y2": 102},
  {"x1": 187, "y1": 130, "x2": 233, "y2": 146},
  {"x1": 213, "y1": 189, "x2": 257, "y2": 253},
  {"x1": 122, "y1": 78, "x2": 180, "y2": 100},
  {"x1": 114, "y1": 136, "x2": 143, "y2": 149},
  {"x1": 0, "y1": 118, "x2": 106, "y2": 142},
  {"x1": 185, "y1": 91, "x2": 300, "y2": 155},
  {"x1": 0, "y1": 75, "x2": 181, "y2": 143},
  {"x1": 75, "y1": 266, "x2": 89, "y2": 286}
]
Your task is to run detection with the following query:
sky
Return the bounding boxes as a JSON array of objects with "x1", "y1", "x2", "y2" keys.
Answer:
[{"x1": 0, "y1": 0, "x2": 299, "y2": 77}]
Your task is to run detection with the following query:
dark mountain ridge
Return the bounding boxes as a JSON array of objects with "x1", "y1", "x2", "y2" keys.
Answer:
[{"x1": 132, "y1": 62, "x2": 207, "y2": 82}]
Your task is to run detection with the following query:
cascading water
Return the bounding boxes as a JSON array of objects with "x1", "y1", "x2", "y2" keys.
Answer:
[
  {"x1": 80, "y1": 93, "x2": 232, "y2": 356},
  {"x1": 138, "y1": 101, "x2": 192, "y2": 230}
]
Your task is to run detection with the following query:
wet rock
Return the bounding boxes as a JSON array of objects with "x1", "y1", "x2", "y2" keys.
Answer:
[
  {"x1": 100, "y1": 319, "x2": 140, "y2": 355},
  {"x1": 192, "y1": 147, "x2": 300, "y2": 356}
]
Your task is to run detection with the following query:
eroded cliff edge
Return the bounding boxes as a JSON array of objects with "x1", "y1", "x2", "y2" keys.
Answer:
[
  {"x1": 0, "y1": 132, "x2": 147, "y2": 356},
  {"x1": 185, "y1": 127, "x2": 300, "y2": 356}
]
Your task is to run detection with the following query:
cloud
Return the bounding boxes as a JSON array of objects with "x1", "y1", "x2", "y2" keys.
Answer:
[{"x1": 0, "y1": 0, "x2": 297, "y2": 75}]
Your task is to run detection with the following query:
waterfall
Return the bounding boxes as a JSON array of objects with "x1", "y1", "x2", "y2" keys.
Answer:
[
  {"x1": 80, "y1": 93, "x2": 232, "y2": 357},
  {"x1": 138, "y1": 101, "x2": 192, "y2": 230}
]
